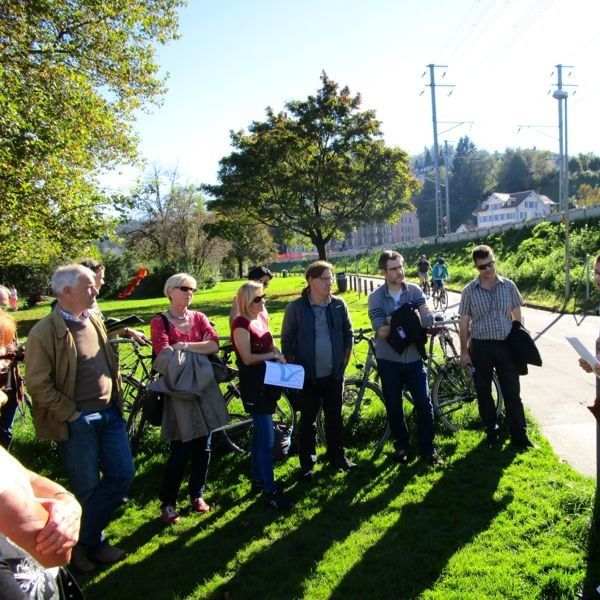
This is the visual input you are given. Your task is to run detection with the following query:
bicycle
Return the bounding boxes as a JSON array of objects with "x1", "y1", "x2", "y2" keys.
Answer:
[
  {"x1": 315, "y1": 319, "x2": 504, "y2": 456},
  {"x1": 315, "y1": 328, "x2": 389, "y2": 456},
  {"x1": 114, "y1": 335, "x2": 296, "y2": 457},
  {"x1": 431, "y1": 279, "x2": 448, "y2": 311},
  {"x1": 419, "y1": 274, "x2": 431, "y2": 298},
  {"x1": 0, "y1": 344, "x2": 33, "y2": 447},
  {"x1": 425, "y1": 316, "x2": 504, "y2": 431},
  {"x1": 212, "y1": 342, "x2": 296, "y2": 456},
  {"x1": 109, "y1": 337, "x2": 156, "y2": 454}
]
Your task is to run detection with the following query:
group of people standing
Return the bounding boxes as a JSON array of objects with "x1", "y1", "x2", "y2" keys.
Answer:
[{"x1": 2, "y1": 247, "x2": 600, "y2": 598}]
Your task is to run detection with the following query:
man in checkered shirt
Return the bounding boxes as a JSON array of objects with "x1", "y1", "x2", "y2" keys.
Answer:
[{"x1": 458, "y1": 244, "x2": 533, "y2": 448}]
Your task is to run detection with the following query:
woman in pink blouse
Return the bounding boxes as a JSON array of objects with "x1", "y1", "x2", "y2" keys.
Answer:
[{"x1": 150, "y1": 273, "x2": 220, "y2": 525}]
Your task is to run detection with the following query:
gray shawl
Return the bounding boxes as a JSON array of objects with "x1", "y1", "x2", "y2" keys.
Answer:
[{"x1": 148, "y1": 348, "x2": 229, "y2": 442}]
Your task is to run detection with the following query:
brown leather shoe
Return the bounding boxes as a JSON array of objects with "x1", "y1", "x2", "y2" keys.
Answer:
[
  {"x1": 70, "y1": 544, "x2": 96, "y2": 574},
  {"x1": 90, "y1": 543, "x2": 127, "y2": 565}
]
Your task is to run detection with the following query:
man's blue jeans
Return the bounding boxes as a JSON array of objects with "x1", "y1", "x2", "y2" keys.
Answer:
[
  {"x1": 59, "y1": 404, "x2": 135, "y2": 551},
  {"x1": 251, "y1": 413, "x2": 276, "y2": 494},
  {"x1": 377, "y1": 358, "x2": 435, "y2": 456}
]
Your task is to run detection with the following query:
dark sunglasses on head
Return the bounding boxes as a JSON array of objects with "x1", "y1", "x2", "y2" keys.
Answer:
[
  {"x1": 477, "y1": 260, "x2": 495, "y2": 271},
  {"x1": 176, "y1": 285, "x2": 197, "y2": 293},
  {"x1": 252, "y1": 295, "x2": 266, "y2": 303}
]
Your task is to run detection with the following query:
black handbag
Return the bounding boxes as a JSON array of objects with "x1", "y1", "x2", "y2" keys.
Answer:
[
  {"x1": 208, "y1": 354, "x2": 236, "y2": 383},
  {"x1": 142, "y1": 389, "x2": 164, "y2": 426}
]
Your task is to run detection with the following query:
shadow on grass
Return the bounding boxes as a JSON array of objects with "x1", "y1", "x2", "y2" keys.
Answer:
[
  {"x1": 214, "y1": 442, "x2": 515, "y2": 599},
  {"x1": 583, "y1": 489, "x2": 600, "y2": 598}
]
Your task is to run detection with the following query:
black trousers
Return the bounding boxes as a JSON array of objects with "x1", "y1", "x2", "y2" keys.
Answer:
[
  {"x1": 159, "y1": 436, "x2": 211, "y2": 506},
  {"x1": 471, "y1": 339, "x2": 527, "y2": 440},
  {"x1": 298, "y1": 376, "x2": 344, "y2": 472}
]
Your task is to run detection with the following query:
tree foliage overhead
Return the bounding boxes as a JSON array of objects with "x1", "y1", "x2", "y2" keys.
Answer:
[
  {"x1": 204, "y1": 72, "x2": 419, "y2": 259},
  {"x1": 0, "y1": 0, "x2": 184, "y2": 266}
]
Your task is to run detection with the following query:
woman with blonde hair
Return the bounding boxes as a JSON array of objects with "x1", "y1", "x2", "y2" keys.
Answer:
[
  {"x1": 150, "y1": 273, "x2": 228, "y2": 525},
  {"x1": 231, "y1": 282, "x2": 292, "y2": 510}
]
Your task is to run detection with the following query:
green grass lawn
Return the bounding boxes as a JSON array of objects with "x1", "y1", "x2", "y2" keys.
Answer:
[{"x1": 8, "y1": 277, "x2": 600, "y2": 599}]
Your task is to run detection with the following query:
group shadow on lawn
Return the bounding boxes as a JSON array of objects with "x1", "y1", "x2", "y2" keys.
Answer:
[{"x1": 85, "y1": 440, "x2": 516, "y2": 599}]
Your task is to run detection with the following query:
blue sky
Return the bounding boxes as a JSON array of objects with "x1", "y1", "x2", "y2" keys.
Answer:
[{"x1": 101, "y1": 0, "x2": 600, "y2": 192}]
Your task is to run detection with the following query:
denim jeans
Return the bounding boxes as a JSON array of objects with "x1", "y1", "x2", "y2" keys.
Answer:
[
  {"x1": 159, "y1": 436, "x2": 211, "y2": 506},
  {"x1": 376, "y1": 358, "x2": 435, "y2": 456},
  {"x1": 470, "y1": 339, "x2": 527, "y2": 440},
  {"x1": 59, "y1": 404, "x2": 135, "y2": 551},
  {"x1": 251, "y1": 413, "x2": 276, "y2": 494}
]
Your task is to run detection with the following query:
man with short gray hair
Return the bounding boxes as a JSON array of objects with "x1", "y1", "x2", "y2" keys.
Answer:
[{"x1": 25, "y1": 264, "x2": 135, "y2": 573}]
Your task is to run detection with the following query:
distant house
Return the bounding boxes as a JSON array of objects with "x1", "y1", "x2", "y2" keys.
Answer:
[
  {"x1": 473, "y1": 190, "x2": 555, "y2": 228},
  {"x1": 455, "y1": 222, "x2": 478, "y2": 234}
]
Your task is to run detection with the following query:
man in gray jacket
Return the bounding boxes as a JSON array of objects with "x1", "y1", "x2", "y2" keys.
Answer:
[{"x1": 281, "y1": 261, "x2": 355, "y2": 480}]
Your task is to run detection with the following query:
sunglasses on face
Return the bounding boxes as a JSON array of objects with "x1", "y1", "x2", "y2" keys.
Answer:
[
  {"x1": 252, "y1": 295, "x2": 266, "y2": 303},
  {"x1": 477, "y1": 260, "x2": 495, "y2": 271},
  {"x1": 176, "y1": 285, "x2": 197, "y2": 293}
]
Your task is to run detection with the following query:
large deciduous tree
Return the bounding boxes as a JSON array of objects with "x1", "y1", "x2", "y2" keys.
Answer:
[
  {"x1": 204, "y1": 214, "x2": 277, "y2": 278},
  {"x1": 127, "y1": 168, "x2": 228, "y2": 276},
  {"x1": 204, "y1": 73, "x2": 419, "y2": 260},
  {"x1": 449, "y1": 136, "x2": 493, "y2": 229},
  {"x1": 0, "y1": 0, "x2": 184, "y2": 266}
]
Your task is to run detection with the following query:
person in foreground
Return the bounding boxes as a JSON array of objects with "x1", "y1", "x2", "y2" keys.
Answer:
[
  {"x1": 150, "y1": 273, "x2": 229, "y2": 525},
  {"x1": 281, "y1": 261, "x2": 356, "y2": 481},
  {"x1": 459, "y1": 245, "x2": 533, "y2": 448},
  {"x1": 0, "y1": 310, "x2": 83, "y2": 598},
  {"x1": 231, "y1": 282, "x2": 292, "y2": 510},
  {"x1": 25, "y1": 264, "x2": 135, "y2": 573},
  {"x1": 368, "y1": 250, "x2": 442, "y2": 466}
]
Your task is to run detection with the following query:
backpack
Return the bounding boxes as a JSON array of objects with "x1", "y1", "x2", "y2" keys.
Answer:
[{"x1": 387, "y1": 302, "x2": 428, "y2": 360}]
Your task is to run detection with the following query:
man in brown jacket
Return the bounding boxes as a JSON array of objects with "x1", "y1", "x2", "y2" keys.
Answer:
[{"x1": 25, "y1": 264, "x2": 135, "y2": 573}]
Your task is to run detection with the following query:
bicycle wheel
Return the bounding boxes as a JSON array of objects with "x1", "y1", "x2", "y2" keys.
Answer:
[
  {"x1": 432, "y1": 360, "x2": 503, "y2": 431},
  {"x1": 127, "y1": 388, "x2": 148, "y2": 456},
  {"x1": 439, "y1": 287, "x2": 448, "y2": 311},
  {"x1": 432, "y1": 289, "x2": 440, "y2": 310},
  {"x1": 316, "y1": 378, "x2": 390, "y2": 456},
  {"x1": 221, "y1": 383, "x2": 253, "y2": 454}
]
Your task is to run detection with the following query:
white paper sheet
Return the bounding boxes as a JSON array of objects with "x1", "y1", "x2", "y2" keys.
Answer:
[
  {"x1": 565, "y1": 336, "x2": 600, "y2": 370},
  {"x1": 264, "y1": 361, "x2": 305, "y2": 389}
]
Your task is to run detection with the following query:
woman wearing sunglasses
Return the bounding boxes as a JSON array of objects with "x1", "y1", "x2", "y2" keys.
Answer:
[
  {"x1": 150, "y1": 273, "x2": 225, "y2": 525},
  {"x1": 231, "y1": 282, "x2": 292, "y2": 510}
]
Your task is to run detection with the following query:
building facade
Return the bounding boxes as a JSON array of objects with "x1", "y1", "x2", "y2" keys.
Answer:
[{"x1": 474, "y1": 190, "x2": 555, "y2": 227}]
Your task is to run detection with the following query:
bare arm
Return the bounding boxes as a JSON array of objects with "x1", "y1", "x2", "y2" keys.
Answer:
[
  {"x1": 511, "y1": 307, "x2": 522, "y2": 323},
  {"x1": 0, "y1": 452, "x2": 80, "y2": 567},
  {"x1": 459, "y1": 313, "x2": 472, "y2": 367},
  {"x1": 232, "y1": 328, "x2": 284, "y2": 366}
]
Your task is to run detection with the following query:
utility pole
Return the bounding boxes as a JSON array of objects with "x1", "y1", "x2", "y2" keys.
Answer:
[
  {"x1": 552, "y1": 64, "x2": 574, "y2": 300},
  {"x1": 443, "y1": 140, "x2": 451, "y2": 234},
  {"x1": 427, "y1": 64, "x2": 443, "y2": 238}
]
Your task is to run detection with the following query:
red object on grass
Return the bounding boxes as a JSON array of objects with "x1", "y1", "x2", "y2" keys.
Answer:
[{"x1": 118, "y1": 268, "x2": 149, "y2": 299}]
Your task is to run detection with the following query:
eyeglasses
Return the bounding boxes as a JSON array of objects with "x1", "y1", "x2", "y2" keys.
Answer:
[
  {"x1": 176, "y1": 285, "x2": 197, "y2": 293},
  {"x1": 252, "y1": 295, "x2": 266, "y2": 303},
  {"x1": 477, "y1": 260, "x2": 495, "y2": 271},
  {"x1": 317, "y1": 277, "x2": 334, "y2": 283},
  {"x1": 386, "y1": 265, "x2": 404, "y2": 272}
]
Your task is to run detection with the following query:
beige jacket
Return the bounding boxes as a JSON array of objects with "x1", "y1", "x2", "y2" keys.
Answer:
[{"x1": 24, "y1": 308, "x2": 122, "y2": 441}]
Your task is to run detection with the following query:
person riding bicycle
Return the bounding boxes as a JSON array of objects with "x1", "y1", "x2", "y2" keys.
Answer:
[
  {"x1": 431, "y1": 257, "x2": 449, "y2": 294},
  {"x1": 417, "y1": 255, "x2": 430, "y2": 289}
]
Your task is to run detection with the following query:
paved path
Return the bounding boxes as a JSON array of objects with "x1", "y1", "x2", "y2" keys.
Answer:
[{"x1": 355, "y1": 277, "x2": 599, "y2": 478}]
